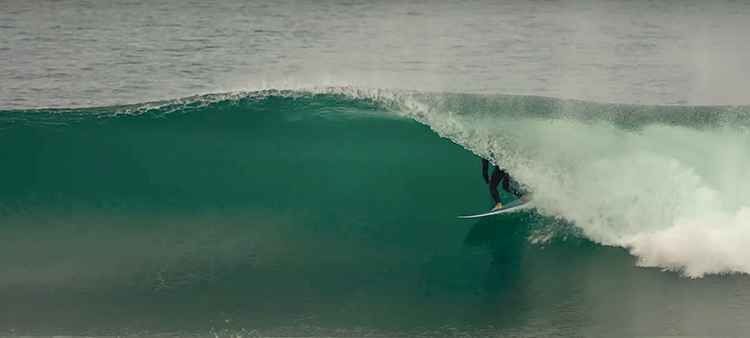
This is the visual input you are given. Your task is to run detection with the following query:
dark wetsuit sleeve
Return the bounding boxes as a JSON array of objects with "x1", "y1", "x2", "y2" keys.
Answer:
[{"x1": 482, "y1": 159, "x2": 490, "y2": 183}]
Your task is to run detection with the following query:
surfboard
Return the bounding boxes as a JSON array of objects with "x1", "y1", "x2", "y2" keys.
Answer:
[{"x1": 458, "y1": 199, "x2": 533, "y2": 219}]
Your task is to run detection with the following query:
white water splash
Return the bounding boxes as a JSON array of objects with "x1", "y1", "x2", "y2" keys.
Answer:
[{"x1": 369, "y1": 89, "x2": 750, "y2": 277}]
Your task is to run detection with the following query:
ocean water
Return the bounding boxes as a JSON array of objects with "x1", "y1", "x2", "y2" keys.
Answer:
[{"x1": 3, "y1": 1, "x2": 750, "y2": 337}]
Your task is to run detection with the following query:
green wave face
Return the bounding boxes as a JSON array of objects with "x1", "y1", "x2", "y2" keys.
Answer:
[{"x1": 2, "y1": 88, "x2": 750, "y2": 336}]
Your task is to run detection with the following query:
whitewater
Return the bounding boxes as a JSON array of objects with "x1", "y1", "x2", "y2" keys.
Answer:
[{"x1": 378, "y1": 89, "x2": 750, "y2": 277}]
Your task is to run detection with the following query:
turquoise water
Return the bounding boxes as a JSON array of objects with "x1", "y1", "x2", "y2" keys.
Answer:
[
  {"x1": 2, "y1": 89, "x2": 750, "y2": 337},
  {"x1": 5, "y1": 0, "x2": 750, "y2": 336}
]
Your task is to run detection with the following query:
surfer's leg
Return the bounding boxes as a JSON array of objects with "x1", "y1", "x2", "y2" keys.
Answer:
[
  {"x1": 489, "y1": 167, "x2": 503, "y2": 210},
  {"x1": 502, "y1": 174, "x2": 524, "y2": 199}
]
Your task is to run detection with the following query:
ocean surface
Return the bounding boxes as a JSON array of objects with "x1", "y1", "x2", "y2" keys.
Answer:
[{"x1": 3, "y1": 1, "x2": 750, "y2": 337}]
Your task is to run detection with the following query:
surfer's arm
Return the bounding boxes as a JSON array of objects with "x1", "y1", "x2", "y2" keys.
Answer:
[{"x1": 482, "y1": 159, "x2": 490, "y2": 183}]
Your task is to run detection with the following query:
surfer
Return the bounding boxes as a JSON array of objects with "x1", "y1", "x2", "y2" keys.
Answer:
[{"x1": 482, "y1": 158, "x2": 525, "y2": 211}]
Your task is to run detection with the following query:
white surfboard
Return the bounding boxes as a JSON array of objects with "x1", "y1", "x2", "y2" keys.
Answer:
[{"x1": 458, "y1": 199, "x2": 533, "y2": 219}]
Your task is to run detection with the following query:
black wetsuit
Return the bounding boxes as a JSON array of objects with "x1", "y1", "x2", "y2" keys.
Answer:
[{"x1": 482, "y1": 159, "x2": 523, "y2": 204}]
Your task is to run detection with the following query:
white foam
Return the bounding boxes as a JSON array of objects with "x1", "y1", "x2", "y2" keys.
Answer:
[
  {"x1": 364, "y1": 90, "x2": 750, "y2": 277},
  {"x1": 521, "y1": 125, "x2": 750, "y2": 277},
  {"x1": 622, "y1": 208, "x2": 750, "y2": 277}
]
